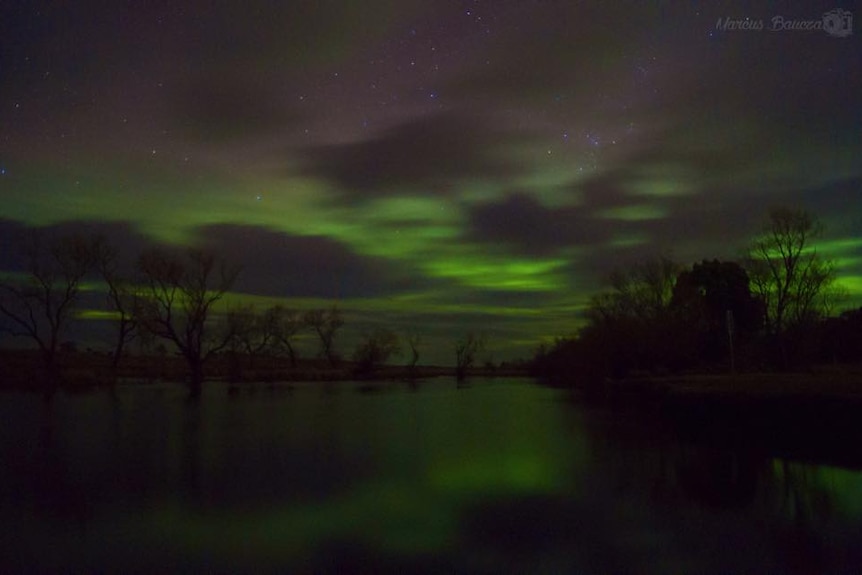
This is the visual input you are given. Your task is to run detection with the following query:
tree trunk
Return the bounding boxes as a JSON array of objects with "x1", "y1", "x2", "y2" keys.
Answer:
[
  {"x1": 40, "y1": 347, "x2": 59, "y2": 401},
  {"x1": 188, "y1": 360, "x2": 204, "y2": 399},
  {"x1": 111, "y1": 336, "x2": 125, "y2": 371}
]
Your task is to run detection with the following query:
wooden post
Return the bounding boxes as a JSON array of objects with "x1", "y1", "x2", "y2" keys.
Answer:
[{"x1": 726, "y1": 309, "x2": 735, "y2": 374}]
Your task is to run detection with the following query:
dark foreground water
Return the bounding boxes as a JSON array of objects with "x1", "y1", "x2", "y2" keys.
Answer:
[{"x1": 2, "y1": 378, "x2": 862, "y2": 573}]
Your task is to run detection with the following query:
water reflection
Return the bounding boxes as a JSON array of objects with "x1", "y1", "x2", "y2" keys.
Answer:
[{"x1": 1, "y1": 379, "x2": 861, "y2": 572}]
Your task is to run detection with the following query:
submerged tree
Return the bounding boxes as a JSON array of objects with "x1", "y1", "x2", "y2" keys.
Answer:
[
  {"x1": 353, "y1": 328, "x2": 401, "y2": 375},
  {"x1": 136, "y1": 248, "x2": 239, "y2": 398},
  {"x1": 224, "y1": 304, "x2": 281, "y2": 381},
  {"x1": 226, "y1": 305, "x2": 282, "y2": 359},
  {"x1": 270, "y1": 306, "x2": 304, "y2": 367},
  {"x1": 406, "y1": 333, "x2": 421, "y2": 367},
  {"x1": 0, "y1": 231, "x2": 94, "y2": 394},
  {"x1": 404, "y1": 332, "x2": 422, "y2": 382},
  {"x1": 454, "y1": 332, "x2": 484, "y2": 381},
  {"x1": 92, "y1": 236, "x2": 139, "y2": 372},
  {"x1": 304, "y1": 305, "x2": 344, "y2": 366}
]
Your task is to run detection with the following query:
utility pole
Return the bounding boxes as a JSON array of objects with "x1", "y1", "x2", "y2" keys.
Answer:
[{"x1": 726, "y1": 309, "x2": 735, "y2": 374}]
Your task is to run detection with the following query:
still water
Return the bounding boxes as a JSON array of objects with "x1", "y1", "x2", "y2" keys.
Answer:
[{"x1": 2, "y1": 377, "x2": 862, "y2": 573}]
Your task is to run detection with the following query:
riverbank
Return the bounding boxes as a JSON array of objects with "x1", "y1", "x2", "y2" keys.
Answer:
[
  {"x1": 0, "y1": 348, "x2": 527, "y2": 391},
  {"x1": 574, "y1": 369, "x2": 862, "y2": 469},
  {"x1": 607, "y1": 370, "x2": 862, "y2": 400}
]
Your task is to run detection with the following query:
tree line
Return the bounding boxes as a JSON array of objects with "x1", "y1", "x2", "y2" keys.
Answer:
[
  {"x1": 0, "y1": 234, "x2": 492, "y2": 397},
  {"x1": 532, "y1": 207, "x2": 860, "y2": 382}
]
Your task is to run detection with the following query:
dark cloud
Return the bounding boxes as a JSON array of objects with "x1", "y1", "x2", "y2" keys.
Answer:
[
  {"x1": 794, "y1": 177, "x2": 862, "y2": 237},
  {"x1": 0, "y1": 219, "x2": 154, "y2": 276},
  {"x1": 0, "y1": 219, "x2": 31, "y2": 273},
  {"x1": 465, "y1": 193, "x2": 612, "y2": 257},
  {"x1": 298, "y1": 111, "x2": 524, "y2": 200},
  {"x1": 192, "y1": 224, "x2": 432, "y2": 299},
  {"x1": 0, "y1": 219, "x2": 440, "y2": 302}
]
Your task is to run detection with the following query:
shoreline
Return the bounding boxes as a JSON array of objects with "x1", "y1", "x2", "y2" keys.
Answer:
[
  {"x1": 561, "y1": 369, "x2": 862, "y2": 470},
  {"x1": 0, "y1": 348, "x2": 528, "y2": 391}
]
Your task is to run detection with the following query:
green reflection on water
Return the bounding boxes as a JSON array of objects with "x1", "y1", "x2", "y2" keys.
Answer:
[
  {"x1": 96, "y1": 380, "x2": 580, "y2": 566},
  {"x1": 771, "y1": 460, "x2": 862, "y2": 520},
  {"x1": 4, "y1": 379, "x2": 862, "y2": 573}
]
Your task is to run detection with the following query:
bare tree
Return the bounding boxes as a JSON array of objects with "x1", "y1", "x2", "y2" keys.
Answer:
[
  {"x1": 455, "y1": 332, "x2": 485, "y2": 381},
  {"x1": 353, "y1": 328, "x2": 401, "y2": 374},
  {"x1": 92, "y1": 237, "x2": 138, "y2": 371},
  {"x1": 746, "y1": 207, "x2": 835, "y2": 336},
  {"x1": 406, "y1": 333, "x2": 421, "y2": 370},
  {"x1": 226, "y1": 305, "x2": 280, "y2": 358},
  {"x1": 0, "y1": 232, "x2": 94, "y2": 393},
  {"x1": 136, "y1": 248, "x2": 239, "y2": 398},
  {"x1": 304, "y1": 305, "x2": 343, "y2": 366},
  {"x1": 225, "y1": 304, "x2": 304, "y2": 378},
  {"x1": 270, "y1": 305, "x2": 303, "y2": 367},
  {"x1": 405, "y1": 332, "x2": 421, "y2": 382},
  {"x1": 591, "y1": 255, "x2": 680, "y2": 322}
]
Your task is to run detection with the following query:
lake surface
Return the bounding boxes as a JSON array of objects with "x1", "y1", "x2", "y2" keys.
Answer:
[{"x1": 2, "y1": 377, "x2": 862, "y2": 573}]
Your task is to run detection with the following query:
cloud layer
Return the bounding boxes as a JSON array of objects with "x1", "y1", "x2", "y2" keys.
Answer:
[{"x1": 1, "y1": 1, "x2": 860, "y2": 359}]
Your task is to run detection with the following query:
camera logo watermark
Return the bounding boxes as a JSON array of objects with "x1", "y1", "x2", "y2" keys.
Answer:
[{"x1": 715, "y1": 8, "x2": 852, "y2": 37}]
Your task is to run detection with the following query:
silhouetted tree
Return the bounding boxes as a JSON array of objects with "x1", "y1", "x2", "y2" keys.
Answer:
[
  {"x1": 0, "y1": 231, "x2": 94, "y2": 394},
  {"x1": 820, "y1": 307, "x2": 862, "y2": 364},
  {"x1": 92, "y1": 236, "x2": 139, "y2": 372},
  {"x1": 591, "y1": 255, "x2": 680, "y2": 322},
  {"x1": 455, "y1": 332, "x2": 484, "y2": 381},
  {"x1": 304, "y1": 305, "x2": 343, "y2": 366},
  {"x1": 353, "y1": 328, "x2": 401, "y2": 375},
  {"x1": 270, "y1": 305, "x2": 303, "y2": 367},
  {"x1": 406, "y1": 333, "x2": 421, "y2": 374},
  {"x1": 136, "y1": 248, "x2": 239, "y2": 398},
  {"x1": 671, "y1": 259, "x2": 764, "y2": 368},
  {"x1": 745, "y1": 207, "x2": 835, "y2": 366},
  {"x1": 227, "y1": 305, "x2": 282, "y2": 358},
  {"x1": 584, "y1": 255, "x2": 682, "y2": 375},
  {"x1": 224, "y1": 304, "x2": 282, "y2": 380}
]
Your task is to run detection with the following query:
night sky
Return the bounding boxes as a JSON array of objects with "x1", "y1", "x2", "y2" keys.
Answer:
[{"x1": 1, "y1": 2, "x2": 860, "y2": 363}]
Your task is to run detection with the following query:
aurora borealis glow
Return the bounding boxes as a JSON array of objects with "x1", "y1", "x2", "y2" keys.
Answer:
[{"x1": 1, "y1": 2, "x2": 860, "y2": 362}]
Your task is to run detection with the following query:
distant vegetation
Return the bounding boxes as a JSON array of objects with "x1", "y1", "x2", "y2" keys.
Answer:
[
  {"x1": 0, "y1": 233, "x2": 504, "y2": 398},
  {"x1": 531, "y1": 207, "x2": 861, "y2": 384},
  {"x1": 2, "y1": 205, "x2": 858, "y2": 398}
]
